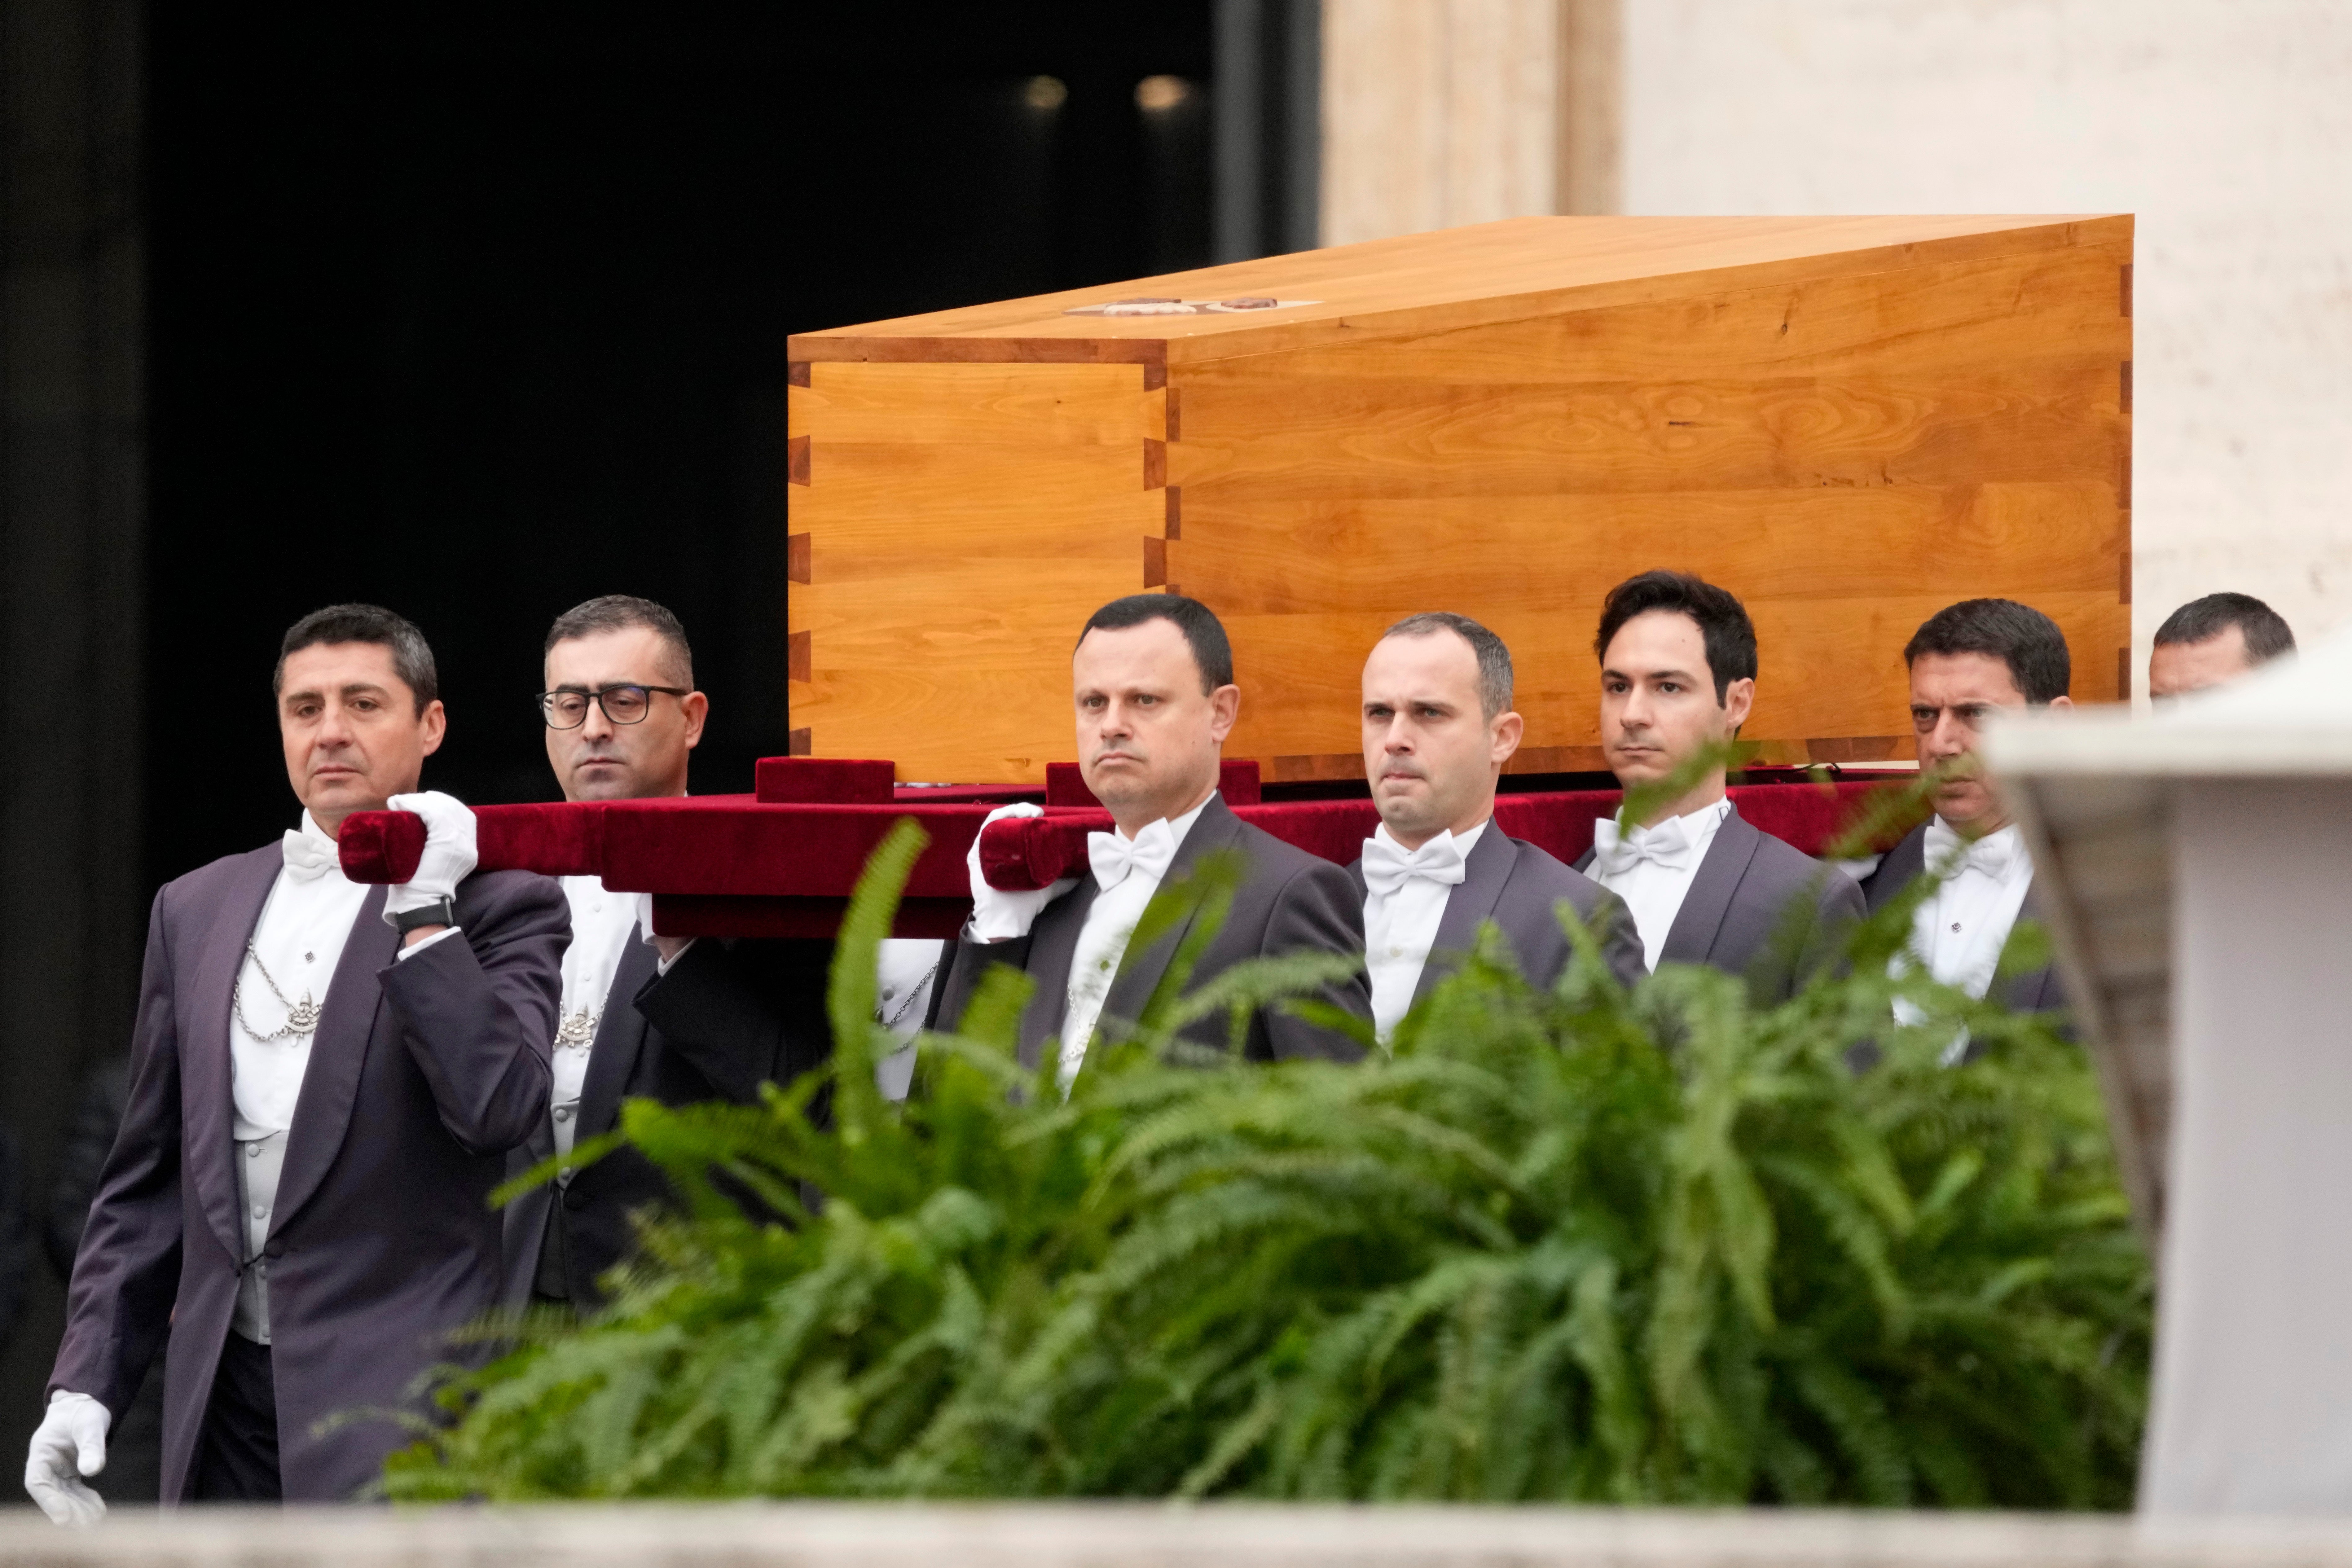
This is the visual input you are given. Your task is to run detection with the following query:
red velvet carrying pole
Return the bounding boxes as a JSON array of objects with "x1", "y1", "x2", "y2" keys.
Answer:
[{"x1": 335, "y1": 760, "x2": 1914, "y2": 939}]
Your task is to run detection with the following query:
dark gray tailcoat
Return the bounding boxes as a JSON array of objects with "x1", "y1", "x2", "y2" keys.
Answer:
[
  {"x1": 1575, "y1": 802, "x2": 1864, "y2": 1005},
  {"x1": 1346, "y1": 826, "x2": 1650, "y2": 1002},
  {"x1": 934, "y1": 794, "x2": 1371, "y2": 1066},
  {"x1": 1860, "y1": 821, "x2": 2063, "y2": 1013},
  {"x1": 49, "y1": 844, "x2": 565, "y2": 1503},
  {"x1": 500, "y1": 934, "x2": 839, "y2": 1309}
]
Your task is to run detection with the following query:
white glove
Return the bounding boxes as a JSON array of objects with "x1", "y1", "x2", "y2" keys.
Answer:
[
  {"x1": 966, "y1": 803, "x2": 1074, "y2": 942},
  {"x1": 24, "y1": 1391, "x2": 108, "y2": 1526},
  {"x1": 383, "y1": 789, "x2": 478, "y2": 921}
]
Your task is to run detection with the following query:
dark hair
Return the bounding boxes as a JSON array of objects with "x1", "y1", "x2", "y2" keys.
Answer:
[
  {"x1": 545, "y1": 594, "x2": 695, "y2": 687},
  {"x1": 1078, "y1": 594, "x2": 1234, "y2": 693},
  {"x1": 1383, "y1": 612, "x2": 1514, "y2": 719},
  {"x1": 2154, "y1": 591, "x2": 2295, "y2": 665},
  {"x1": 274, "y1": 604, "x2": 438, "y2": 713},
  {"x1": 1902, "y1": 598, "x2": 2071, "y2": 703},
  {"x1": 1594, "y1": 570, "x2": 1757, "y2": 702}
]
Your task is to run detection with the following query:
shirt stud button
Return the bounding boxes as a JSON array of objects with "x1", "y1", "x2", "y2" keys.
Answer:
[
  {"x1": 554, "y1": 1107, "x2": 571, "y2": 1122},
  {"x1": 1951, "y1": 922, "x2": 1962, "y2": 933},
  {"x1": 247, "y1": 1145, "x2": 261, "y2": 1160},
  {"x1": 252, "y1": 1204, "x2": 266, "y2": 1218}
]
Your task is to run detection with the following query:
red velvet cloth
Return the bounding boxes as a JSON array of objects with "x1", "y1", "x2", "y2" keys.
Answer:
[
  {"x1": 974, "y1": 778, "x2": 1913, "y2": 889},
  {"x1": 754, "y1": 757, "x2": 895, "y2": 804},
  {"x1": 336, "y1": 771, "x2": 1921, "y2": 937}
]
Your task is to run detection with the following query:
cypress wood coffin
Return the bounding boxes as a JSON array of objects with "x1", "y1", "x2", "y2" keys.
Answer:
[{"x1": 788, "y1": 215, "x2": 2133, "y2": 784}]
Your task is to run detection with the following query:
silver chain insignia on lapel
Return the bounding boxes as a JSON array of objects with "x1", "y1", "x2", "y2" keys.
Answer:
[{"x1": 234, "y1": 942, "x2": 322, "y2": 1041}]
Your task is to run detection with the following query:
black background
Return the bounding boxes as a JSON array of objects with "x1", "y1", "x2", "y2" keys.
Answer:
[{"x1": 145, "y1": 5, "x2": 1212, "y2": 889}]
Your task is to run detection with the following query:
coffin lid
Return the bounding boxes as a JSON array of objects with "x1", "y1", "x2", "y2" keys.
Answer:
[{"x1": 790, "y1": 213, "x2": 2131, "y2": 367}]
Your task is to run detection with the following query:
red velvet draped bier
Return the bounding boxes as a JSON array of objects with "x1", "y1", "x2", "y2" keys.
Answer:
[{"x1": 335, "y1": 758, "x2": 1920, "y2": 939}]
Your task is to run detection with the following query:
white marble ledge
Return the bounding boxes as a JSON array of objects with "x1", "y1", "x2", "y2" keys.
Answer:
[{"x1": 9, "y1": 1507, "x2": 2352, "y2": 1568}]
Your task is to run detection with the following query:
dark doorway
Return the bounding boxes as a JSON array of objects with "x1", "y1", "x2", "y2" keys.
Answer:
[{"x1": 143, "y1": 5, "x2": 1214, "y2": 885}]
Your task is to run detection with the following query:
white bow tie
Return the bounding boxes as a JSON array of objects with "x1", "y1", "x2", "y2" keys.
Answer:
[
  {"x1": 281, "y1": 828, "x2": 341, "y2": 883},
  {"x1": 1089, "y1": 817, "x2": 1180, "y2": 894},
  {"x1": 1591, "y1": 811, "x2": 1702, "y2": 876},
  {"x1": 1361, "y1": 829, "x2": 1470, "y2": 899},
  {"x1": 1925, "y1": 819, "x2": 2023, "y2": 881}
]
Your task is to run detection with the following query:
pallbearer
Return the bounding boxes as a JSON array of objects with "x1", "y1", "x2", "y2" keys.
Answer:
[
  {"x1": 1863, "y1": 598, "x2": 2073, "y2": 1022},
  {"x1": 1576, "y1": 572, "x2": 1863, "y2": 1002},
  {"x1": 1350, "y1": 614, "x2": 1645, "y2": 1040},
  {"x1": 28, "y1": 607, "x2": 565, "y2": 1515},
  {"x1": 2148, "y1": 591, "x2": 2296, "y2": 699},
  {"x1": 935, "y1": 595, "x2": 1370, "y2": 1081},
  {"x1": 508, "y1": 596, "x2": 874, "y2": 1313}
]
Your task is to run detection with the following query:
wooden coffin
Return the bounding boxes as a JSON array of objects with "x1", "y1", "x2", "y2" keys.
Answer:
[{"x1": 788, "y1": 215, "x2": 2133, "y2": 784}]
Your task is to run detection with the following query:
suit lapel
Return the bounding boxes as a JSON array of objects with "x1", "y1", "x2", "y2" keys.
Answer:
[
  {"x1": 1100, "y1": 796, "x2": 1243, "y2": 1033},
  {"x1": 1412, "y1": 824, "x2": 1514, "y2": 1007},
  {"x1": 184, "y1": 847, "x2": 284, "y2": 1267},
  {"x1": 2004, "y1": 880, "x2": 2059, "y2": 1012},
  {"x1": 270, "y1": 885, "x2": 394, "y2": 1239},
  {"x1": 578, "y1": 933, "x2": 658, "y2": 1137},
  {"x1": 1659, "y1": 807, "x2": 1758, "y2": 968},
  {"x1": 1018, "y1": 878, "x2": 1096, "y2": 1068},
  {"x1": 1866, "y1": 824, "x2": 1929, "y2": 914}
]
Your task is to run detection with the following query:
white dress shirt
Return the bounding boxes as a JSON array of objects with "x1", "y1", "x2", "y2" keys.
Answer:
[
  {"x1": 228, "y1": 813, "x2": 371, "y2": 1344},
  {"x1": 1588, "y1": 797, "x2": 1734, "y2": 969},
  {"x1": 1059, "y1": 794, "x2": 1214, "y2": 1091},
  {"x1": 1898, "y1": 817, "x2": 2036, "y2": 995},
  {"x1": 1361, "y1": 819, "x2": 1487, "y2": 1042},
  {"x1": 551, "y1": 877, "x2": 644, "y2": 1158}
]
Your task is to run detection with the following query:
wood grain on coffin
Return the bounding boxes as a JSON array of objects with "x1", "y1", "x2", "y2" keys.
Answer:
[
  {"x1": 1171, "y1": 484, "x2": 2119, "y2": 616},
  {"x1": 788, "y1": 335, "x2": 1168, "y2": 366},
  {"x1": 1167, "y1": 370, "x2": 2123, "y2": 501},
  {"x1": 795, "y1": 562, "x2": 1129, "y2": 784},
  {"x1": 1505, "y1": 746, "x2": 1611, "y2": 775},
  {"x1": 1265, "y1": 753, "x2": 1365, "y2": 784},
  {"x1": 1176, "y1": 247, "x2": 2130, "y2": 387},
  {"x1": 799, "y1": 361, "x2": 1148, "y2": 446},
  {"x1": 793, "y1": 215, "x2": 2127, "y2": 366},
  {"x1": 1805, "y1": 736, "x2": 1906, "y2": 764},
  {"x1": 788, "y1": 217, "x2": 2128, "y2": 782},
  {"x1": 792, "y1": 440, "x2": 1149, "y2": 517}
]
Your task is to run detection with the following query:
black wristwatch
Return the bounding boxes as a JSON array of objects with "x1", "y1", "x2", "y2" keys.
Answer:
[{"x1": 392, "y1": 895, "x2": 457, "y2": 934}]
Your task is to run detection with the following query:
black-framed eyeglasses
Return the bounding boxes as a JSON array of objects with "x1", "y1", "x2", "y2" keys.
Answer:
[{"x1": 535, "y1": 684, "x2": 692, "y2": 730}]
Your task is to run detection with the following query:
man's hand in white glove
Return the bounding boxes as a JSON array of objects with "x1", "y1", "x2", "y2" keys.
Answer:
[
  {"x1": 24, "y1": 1391, "x2": 108, "y2": 1526},
  {"x1": 966, "y1": 803, "x2": 1076, "y2": 942},
  {"x1": 382, "y1": 789, "x2": 478, "y2": 929}
]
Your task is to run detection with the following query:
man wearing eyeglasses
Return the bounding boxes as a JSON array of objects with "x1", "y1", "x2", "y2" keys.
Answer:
[{"x1": 511, "y1": 595, "x2": 932, "y2": 1312}]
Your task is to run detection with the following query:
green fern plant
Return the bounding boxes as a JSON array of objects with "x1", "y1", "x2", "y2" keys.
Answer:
[{"x1": 385, "y1": 812, "x2": 2148, "y2": 1506}]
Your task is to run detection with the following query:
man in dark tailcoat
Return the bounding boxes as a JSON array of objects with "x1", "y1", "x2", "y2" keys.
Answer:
[
  {"x1": 1347, "y1": 613, "x2": 1646, "y2": 1039},
  {"x1": 934, "y1": 595, "x2": 1370, "y2": 1082},
  {"x1": 27, "y1": 605, "x2": 565, "y2": 1516},
  {"x1": 1573, "y1": 571, "x2": 1863, "y2": 1004}
]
